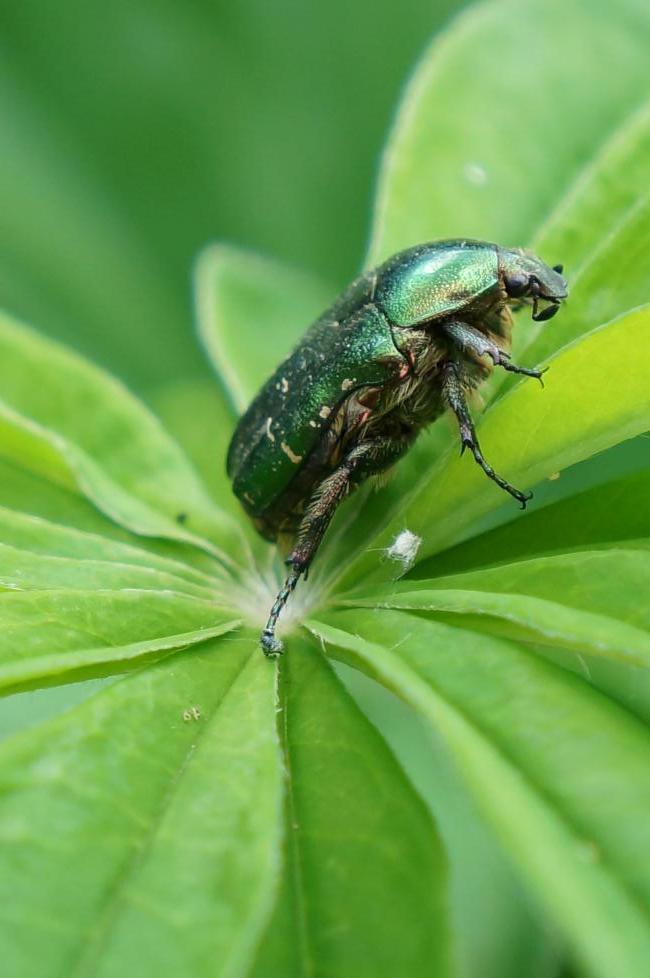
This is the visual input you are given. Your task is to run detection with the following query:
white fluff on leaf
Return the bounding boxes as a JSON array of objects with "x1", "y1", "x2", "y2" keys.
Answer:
[{"x1": 385, "y1": 529, "x2": 421, "y2": 571}]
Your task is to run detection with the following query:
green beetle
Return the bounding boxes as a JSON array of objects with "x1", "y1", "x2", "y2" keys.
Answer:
[{"x1": 227, "y1": 239, "x2": 568, "y2": 654}]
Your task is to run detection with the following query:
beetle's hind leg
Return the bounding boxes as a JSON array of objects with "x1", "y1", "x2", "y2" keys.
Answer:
[
  {"x1": 441, "y1": 360, "x2": 532, "y2": 509},
  {"x1": 260, "y1": 467, "x2": 352, "y2": 656},
  {"x1": 261, "y1": 569, "x2": 301, "y2": 656},
  {"x1": 441, "y1": 320, "x2": 546, "y2": 383},
  {"x1": 260, "y1": 435, "x2": 412, "y2": 656}
]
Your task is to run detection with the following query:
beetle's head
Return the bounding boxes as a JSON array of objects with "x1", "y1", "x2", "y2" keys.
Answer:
[{"x1": 499, "y1": 249, "x2": 568, "y2": 322}]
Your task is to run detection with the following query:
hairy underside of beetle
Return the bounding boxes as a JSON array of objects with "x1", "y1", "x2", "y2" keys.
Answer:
[{"x1": 261, "y1": 303, "x2": 514, "y2": 552}]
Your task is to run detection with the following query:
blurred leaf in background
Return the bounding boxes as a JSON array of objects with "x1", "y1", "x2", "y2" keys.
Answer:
[
  {"x1": 0, "y1": 1, "x2": 649, "y2": 977},
  {"x1": 0, "y1": 0, "x2": 460, "y2": 390}
]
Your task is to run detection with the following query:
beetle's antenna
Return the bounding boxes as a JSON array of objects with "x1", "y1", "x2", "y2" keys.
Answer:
[{"x1": 261, "y1": 569, "x2": 301, "y2": 656}]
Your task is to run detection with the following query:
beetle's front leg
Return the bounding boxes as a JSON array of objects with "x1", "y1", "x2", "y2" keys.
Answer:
[
  {"x1": 441, "y1": 320, "x2": 545, "y2": 382},
  {"x1": 260, "y1": 436, "x2": 411, "y2": 656},
  {"x1": 440, "y1": 360, "x2": 532, "y2": 509}
]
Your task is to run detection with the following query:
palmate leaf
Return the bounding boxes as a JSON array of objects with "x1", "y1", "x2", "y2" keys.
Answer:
[
  {"x1": 0, "y1": 1, "x2": 649, "y2": 977},
  {"x1": 0, "y1": 629, "x2": 452, "y2": 978},
  {"x1": 0, "y1": 275, "x2": 452, "y2": 974},
  {"x1": 191, "y1": 2, "x2": 650, "y2": 974}
]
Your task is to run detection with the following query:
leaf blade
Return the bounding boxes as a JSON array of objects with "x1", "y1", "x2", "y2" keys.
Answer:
[
  {"x1": 0, "y1": 635, "x2": 284, "y2": 978},
  {"x1": 251, "y1": 635, "x2": 454, "y2": 978},
  {"x1": 308, "y1": 612, "x2": 650, "y2": 978},
  {"x1": 0, "y1": 312, "x2": 240, "y2": 561},
  {"x1": 195, "y1": 244, "x2": 333, "y2": 414},
  {"x1": 0, "y1": 589, "x2": 239, "y2": 692},
  {"x1": 368, "y1": 0, "x2": 650, "y2": 263}
]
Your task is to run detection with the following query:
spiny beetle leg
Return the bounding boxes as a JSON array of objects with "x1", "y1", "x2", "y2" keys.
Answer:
[
  {"x1": 499, "y1": 361, "x2": 547, "y2": 386},
  {"x1": 442, "y1": 360, "x2": 532, "y2": 509},
  {"x1": 441, "y1": 320, "x2": 546, "y2": 385},
  {"x1": 260, "y1": 463, "x2": 353, "y2": 655},
  {"x1": 259, "y1": 435, "x2": 412, "y2": 654},
  {"x1": 261, "y1": 568, "x2": 301, "y2": 656}
]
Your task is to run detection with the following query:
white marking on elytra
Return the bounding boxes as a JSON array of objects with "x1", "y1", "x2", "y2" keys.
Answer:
[
  {"x1": 280, "y1": 377, "x2": 289, "y2": 393},
  {"x1": 319, "y1": 405, "x2": 331, "y2": 419},
  {"x1": 341, "y1": 378, "x2": 356, "y2": 391},
  {"x1": 281, "y1": 441, "x2": 303, "y2": 464},
  {"x1": 265, "y1": 417, "x2": 275, "y2": 442},
  {"x1": 385, "y1": 530, "x2": 421, "y2": 571}
]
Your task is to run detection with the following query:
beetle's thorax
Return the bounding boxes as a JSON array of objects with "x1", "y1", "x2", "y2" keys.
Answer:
[{"x1": 374, "y1": 239, "x2": 500, "y2": 328}]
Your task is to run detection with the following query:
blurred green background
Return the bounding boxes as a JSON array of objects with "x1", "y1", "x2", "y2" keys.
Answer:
[
  {"x1": 0, "y1": 0, "x2": 463, "y2": 394},
  {"x1": 1, "y1": 7, "x2": 648, "y2": 976}
]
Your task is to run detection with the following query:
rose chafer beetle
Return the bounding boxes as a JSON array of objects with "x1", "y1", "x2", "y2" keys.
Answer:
[{"x1": 227, "y1": 239, "x2": 568, "y2": 654}]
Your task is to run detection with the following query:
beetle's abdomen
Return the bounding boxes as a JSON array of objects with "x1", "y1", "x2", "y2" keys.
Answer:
[{"x1": 227, "y1": 302, "x2": 405, "y2": 523}]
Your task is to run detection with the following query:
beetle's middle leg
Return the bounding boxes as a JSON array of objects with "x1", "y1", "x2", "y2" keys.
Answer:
[
  {"x1": 441, "y1": 320, "x2": 545, "y2": 381},
  {"x1": 260, "y1": 435, "x2": 411, "y2": 656},
  {"x1": 440, "y1": 359, "x2": 532, "y2": 509}
]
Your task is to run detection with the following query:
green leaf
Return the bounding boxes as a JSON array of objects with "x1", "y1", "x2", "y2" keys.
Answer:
[
  {"x1": 195, "y1": 244, "x2": 333, "y2": 413},
  {"x1": 412, "y1": 549, "x2": 650, "y2": 629},
  {"x1": 0, "y1": 507, "x2": 215, "y2": 597},
  {"x1": 523, "y1": 193, "x2": 650, "y2": 371},
  {"x1": 333, "y1": 662, "x2": 562, "y2": 978},
  {"x1": 0, "y1": 590, "x2": 239, "y2": 693},
  {"x1": 0, "y1": 543, "x2": 216, "y2": 597},
  {"x1": 150, "y1": 378, "x2": 268, "y2": 565},
  {"x1": 533, "y1": 99, "x2": 650, "y2": 269},
  {"x1": 0, "y1": 458, "x2": 223, "y2": 577},
  {"x1": 495, "y1": 97, "x2": 650, "y2": 374},
  {"x1": 251, "y1": 635, "x2": 454, "y2": 978},
  {"x1": 368, "y1": 0, "x2": 650, "y2": 263},
  {"x1": 414, "y1": 468, "x2": 650, "y2": 577},
  {"x1": 150, "y1": 379, "x2": 241, "y2": 519},
  {"x1": 347, "y1": 548, "x2": 650, "y2": 667},
  {"x1": 309, "y1": 612, "x2": 650, "y2": 978},
  {"x1": 0, "y1": 620, "x2": 241, "y2": 696},
  {"x1": 0, "y1": 312, "x2": 241, "y2": 563},
  {"x1": 0, "y1": 635, "x2": 284, "y2": 978}
]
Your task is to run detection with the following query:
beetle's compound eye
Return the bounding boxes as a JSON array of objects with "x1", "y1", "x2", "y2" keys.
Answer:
[
  {"x1": 553, "y1": 263, "x2": 564, "y2": 274},
  {"x1": 504, "y1": 271, "x2": 529, "y2": 298}
]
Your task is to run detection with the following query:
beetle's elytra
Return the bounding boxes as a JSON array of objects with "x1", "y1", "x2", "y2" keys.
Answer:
[{"x1": 227, "y1": 239, "x2": 568, "y2": 654}]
